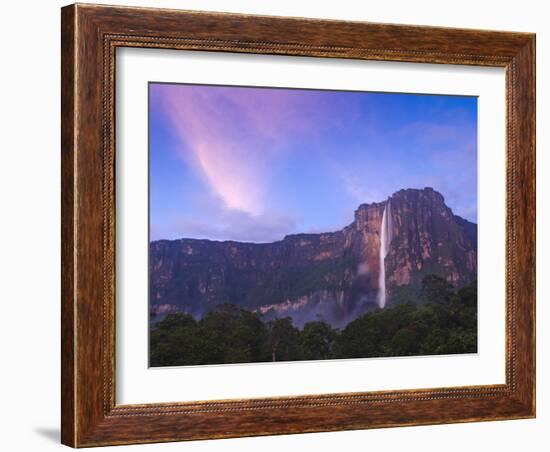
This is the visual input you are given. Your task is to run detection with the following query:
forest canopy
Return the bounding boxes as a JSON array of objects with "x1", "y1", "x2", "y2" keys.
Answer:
[{"x1": 150, "y1": 275, "x2": 477, "y2": 367}]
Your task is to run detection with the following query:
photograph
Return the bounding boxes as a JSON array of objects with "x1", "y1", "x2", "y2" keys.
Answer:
[
  {"x1": 51, "y1": 1, "x2": 537, "y2": 447},
  {"x1": 148, "y1": 83, "x2": 479, "y2": 367}
]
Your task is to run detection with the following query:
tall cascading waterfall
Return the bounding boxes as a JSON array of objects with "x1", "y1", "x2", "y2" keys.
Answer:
[{"x1": 377, "y1": 199, "x2": 393, "y2": 308}]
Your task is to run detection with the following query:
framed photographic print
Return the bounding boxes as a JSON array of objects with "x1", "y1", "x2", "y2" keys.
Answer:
[{"x1": 61, "y1": 3, "x2": 536, "y2": 447}]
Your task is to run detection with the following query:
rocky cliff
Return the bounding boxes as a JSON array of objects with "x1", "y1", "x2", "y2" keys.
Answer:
[{"x1": 149, "y1": 188, "x2": 477, "y2": 328}]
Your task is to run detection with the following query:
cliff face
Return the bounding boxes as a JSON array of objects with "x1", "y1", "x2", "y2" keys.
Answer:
[
  {"x1": 149, "y1": 188, "x2": 477, "y2": 328},
  {"x1": 383, "y1": 189, "x2": 477, "y2": 304}
]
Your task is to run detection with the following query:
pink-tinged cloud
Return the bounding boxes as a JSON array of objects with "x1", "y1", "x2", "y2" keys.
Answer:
[{"x1": 151, "y1": 84, "x2": 357, "y2": 215}]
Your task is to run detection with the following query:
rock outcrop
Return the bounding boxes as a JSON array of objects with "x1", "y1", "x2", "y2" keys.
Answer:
[{"x1": 149, "y1": 188, "x2": 477, "y2": 327}]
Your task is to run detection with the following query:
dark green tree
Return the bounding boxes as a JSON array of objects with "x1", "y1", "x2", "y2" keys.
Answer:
[
  {"x1": 421, "y1": 274, "x2": 453, "y2": 305},
  {"x1": 301, "y1": 321, "x2": 337, "y2": 360},
  {"x1": 199, "y1": 304, "x2": 267, "y2": 364},
  {"x1": 266, "y1": 317, "x2": 302, "y2": 362},
  {"x1": 149, "y1": 313, "x2": 200, "y2": 366}
]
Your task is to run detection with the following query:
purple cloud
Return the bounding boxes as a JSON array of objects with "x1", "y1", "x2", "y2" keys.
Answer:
[{"x1": 151, "y1": 84, "x2": 357, "y2": 215}]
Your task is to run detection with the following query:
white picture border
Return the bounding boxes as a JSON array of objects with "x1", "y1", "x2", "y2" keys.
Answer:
[{"x1": 116, "y1": 48, "x2": 506, "y2": 404}]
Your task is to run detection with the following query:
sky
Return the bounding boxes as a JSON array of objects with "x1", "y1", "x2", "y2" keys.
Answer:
[{"x1": 149, "y1": 83, "x2": 477, "y2": 243}]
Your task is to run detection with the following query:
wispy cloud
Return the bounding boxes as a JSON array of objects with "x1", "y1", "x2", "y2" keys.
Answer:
[
  {"x1": 152, "y1": 192, "x2": 298, "y2": 243},
  {"x1": 325, "y1": 115, "x2": 477, "y2": 221},
  {"x1": 151, "y1": 84, "x2": 350, "y2": 215},
  {"x1": 336, "y1": 167, "x2": 386, "y2": 204},
  {"x1": 173, "y1": 211, "x2": 297, "y2": 243}
]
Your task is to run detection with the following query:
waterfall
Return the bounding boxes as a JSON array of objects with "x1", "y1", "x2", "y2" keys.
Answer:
[{"x1": 377, "y1": 199, "x2": 392, "y2": 308}]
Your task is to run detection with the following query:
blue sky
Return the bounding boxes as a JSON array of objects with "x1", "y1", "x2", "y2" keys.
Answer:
[{"x1": 149, "y1": 83, "x2": 477, "y2": 242}]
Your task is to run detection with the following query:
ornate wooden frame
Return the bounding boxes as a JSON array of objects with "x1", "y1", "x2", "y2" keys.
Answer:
[{"x1": 61, "y1": 3, "x2": 536, "y2": 447}]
